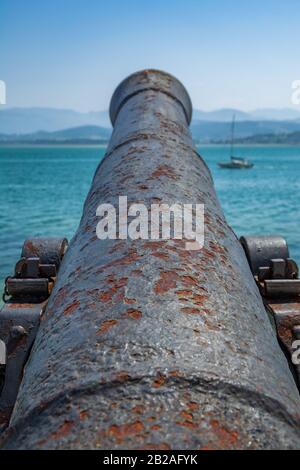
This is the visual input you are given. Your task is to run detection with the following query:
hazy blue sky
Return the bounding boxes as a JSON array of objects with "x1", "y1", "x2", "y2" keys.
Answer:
[{"x1": 1, "y1": 0, "x2": 300, "y2": 111}]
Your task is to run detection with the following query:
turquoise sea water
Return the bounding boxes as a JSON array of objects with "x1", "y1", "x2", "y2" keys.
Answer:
[{"x1": 0, "y1": 145, "x2": 300, "y2": 291}]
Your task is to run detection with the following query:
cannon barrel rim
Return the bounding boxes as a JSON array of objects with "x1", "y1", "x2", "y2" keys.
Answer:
[{"x1": 109, "y1": 69, "x2": 193, "y2": 126}]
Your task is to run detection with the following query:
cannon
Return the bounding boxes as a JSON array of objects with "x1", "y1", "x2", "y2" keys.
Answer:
[{"x1": 0, "y1": 70, "x2": 300, "y2": 449}]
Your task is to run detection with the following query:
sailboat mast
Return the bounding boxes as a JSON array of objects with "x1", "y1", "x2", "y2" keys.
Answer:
[{"x1": 230, "y1": 114, "x2": 235, "y2": 158}]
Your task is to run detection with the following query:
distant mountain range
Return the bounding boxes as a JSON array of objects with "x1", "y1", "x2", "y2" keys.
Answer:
[
  {"x1": 0, "y1": 125, "x2": 111, "y2": 144},
  {"x1": 1, "y1": 106, "x2": 300, "y2": 144},
  {"x1": 191, "y1": 119, "x2": 300, "y2": 143},
  {"x1": 220, "y1": 131, "x2": 300, "y2": 145},
  {"x1": 0, "y1": 107, "x2": 111, "y2": 134},
  {"x1": 192, "y1": 107, "x2": 300, "y2": 122}
]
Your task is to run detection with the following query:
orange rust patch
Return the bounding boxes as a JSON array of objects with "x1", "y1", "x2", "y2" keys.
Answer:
[
  {"x1": 151, "y1": 252, "x2": 170, "y2": 260},
  {"x1": 181, "y1": 307, "x2": 202, "y2": 315},
  {"x1": 166, "y1": 244, "x2": 192, "y2": 260},
  {"x1": 96, "y1": 319, "x2": 118, "y2": 335},
  {"x1": 132, "y1": 405, "x2": 143, "y2": 414},
  {"x1": 79, "y1": 410, "x2": 89, "y2": 421},
  {"x1": 50, "y1": 421, "x2": 74, "y2": 440},
  {"x1": 180, "y1": 411, "x2": 193, "y2": 421},
  {"x1": 152, "y1": 372, "x2": 166, "y2": 388},
  {"x1": 176, "y1": 289, "x2": 193, "y2": 297},
  {"x1": 201, "y1": 248, "x2": 216, "y2": 259},
  {"x1": 63, "y1": 300, "x2": 80, "y2": 316},
  {"x1": 99, "y1": 289, "x2": 116, "y2": 302},
  {"x1": 191, "y1": 293, "x2": 208, "y2": 306},
  {"x1": 100, "y1": 277, "x2": 128, "y2": 303},
  {"x1": 210, "y1": 419, "x2": 238, "y2": 448},
  {"x1": 154, "y1": 271, "x2": 180, "y2": 294},
  {"x1": 187, "y1": 402, "x2": 199, "y2": 411},
  {"x1": 126, "y1": 308, "x2": 142, "y2": 320},
  {"x1": 169, "y1": 370, "x2": 181, "y2": 377},
  {"x1": 176, "y1": 420, "x2": 198, "y2": 429},
  {"x1": 143, "y1": 241, "x2": 164, "y2": 250},
  {"x1": 151, "y1": 424, "x2": 161, "y2": 431},
  {"x1": 145, "y1": 416, "x2": 156, "y2": 423},
  {"x1": 204, "y1": 319, "x2": 221, "y2": 331},
  {"x1": 209, "y1": 241, "x2": 227, "y2": 254},
  {"x1": 181, "y1": 275, "x2": 198, "y2": 287},
  {"x1": 124, "y1": 297, "x2": 136, "y2": 304},
  {"x1": 23, "y1": 240, "x2": 38, "y2": 256},
  {"x1": 108, "y1": 421, "x2": 144, "y2": 441},
  {"x1": 115, "y1": 372, "x2": 130, "y2": 382},
  {"x1": 116, "y1": 277, "x2": 128, "y2": 288},
  {"x1": 150, "y1": 164, "x2": 179, "y2": 181}
]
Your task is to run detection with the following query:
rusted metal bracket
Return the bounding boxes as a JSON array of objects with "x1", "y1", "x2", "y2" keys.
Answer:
[
  {"x1": 240, "y1": 235, "x2": 300, "y2": 384},
  {"x1": 0, "y1": 302, "x2": 45, "y2": 429},
  {"x1": 0, "y1": 238, "x2": 68, "y2": 430}
]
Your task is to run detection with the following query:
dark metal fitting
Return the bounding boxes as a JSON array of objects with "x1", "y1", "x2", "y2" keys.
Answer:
[
  {"x1": 0, "y1": 303, "x2": 44, "y2": 428},
  {"x1": 21, "y1": 238, "x2": 68, "y2": 269},
  {"x1": 258, "y1": 258, "x2": 298, "y2": 283},
  {"x1": 241, "y1": 234, "x2": 300, "y2": 389},
  {"x1": 0, "y1": 237, "x2": 68, "y2": 428},
  {"x1": 264, "y1": 279, "x2": 300, "y2": 298},
  {"x1": 240, "y1": 235, "x2": 289, "y2": 276},
  {"x1": 9, "y1": 326, "x2": 27, "y2": 339}
]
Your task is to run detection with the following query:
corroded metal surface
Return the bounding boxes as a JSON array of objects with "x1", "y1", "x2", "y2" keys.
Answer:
[
  {"x1": 1, "y1": 70, "x2": 300, "y2": 449},
  {"x1": 267, "y1": 301, "x2": 300, "y2": 355},
  {"x1": 0, "y1": 303, "x2": 44, "y2": 428},
  {"x1": 21, "y1": 238, "x2": 68, "y2": 269},
  {"x1": 240, "y1": 235, "x2": 289, "y2": 276},
  {"x1": 0, "y1": 238, "x2": 69, "y2": 427}
]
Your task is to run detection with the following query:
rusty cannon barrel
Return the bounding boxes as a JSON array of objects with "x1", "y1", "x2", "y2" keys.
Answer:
[{"x1": 1, "y1": 69, "x2": 300, "y2": 450}]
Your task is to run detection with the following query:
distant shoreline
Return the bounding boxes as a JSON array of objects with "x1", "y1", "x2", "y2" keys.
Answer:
[
  {"x1": 197, "y1": 143, "x2": 300, "y2": 148},
  {"x1": 0, "y1": 143, "x2": 108, "y2": 148},
  {"x1": 1, "y1": 142, "x2": 300, "y2": 149}
]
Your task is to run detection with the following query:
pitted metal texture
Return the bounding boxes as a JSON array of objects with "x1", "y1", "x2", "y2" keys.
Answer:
[{"x1": 1, "y1": 70, "x2": 300, "y2": 450}]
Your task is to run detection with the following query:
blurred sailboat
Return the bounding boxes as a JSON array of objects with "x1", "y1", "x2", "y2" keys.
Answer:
[{"x1": 218, "y1": 115, "x2": 254, "y2": 169}]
